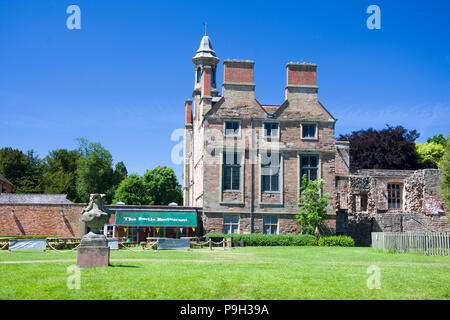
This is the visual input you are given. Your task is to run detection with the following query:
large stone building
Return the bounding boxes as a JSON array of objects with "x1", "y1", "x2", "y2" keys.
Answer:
[
  {"x1": 183, "y1": 34, "x2": 339, "y2": 235},
  {"x1": 183, "y1": 34, "x2": 448, "y2": 238}
]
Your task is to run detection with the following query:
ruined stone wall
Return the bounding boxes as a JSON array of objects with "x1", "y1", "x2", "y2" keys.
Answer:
[{"x1": 405, "y1": 169, "x2": 444, "y2": 215}]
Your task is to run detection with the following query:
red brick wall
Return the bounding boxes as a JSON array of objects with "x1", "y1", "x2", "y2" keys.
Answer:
[
  {"x1": 0, "y1": 204, "x2": 85, "y2": 237},
  {"x1": 201, "y1": 67, "x2": 212, "y2": 96},
  {"x1": 224, "y1": 61, "x2": 254, "y2": 83},
  {"x1": 287, "y1": 64, "x2": 316, "y2": 86}
]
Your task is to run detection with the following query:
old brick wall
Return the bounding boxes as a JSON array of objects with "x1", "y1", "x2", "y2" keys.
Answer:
[{"x1": 0, "y1": 204, "x2": 85, "y2": 237}]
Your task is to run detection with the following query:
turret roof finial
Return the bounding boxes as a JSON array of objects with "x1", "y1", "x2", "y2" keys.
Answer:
[{"x1": 203, "y1": 22, "x2": 207, "y2": 36}]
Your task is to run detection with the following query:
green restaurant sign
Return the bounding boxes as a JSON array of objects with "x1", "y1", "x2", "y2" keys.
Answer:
[{"x1": 114, "y1": 211, "x2": 197, "y2": 227}]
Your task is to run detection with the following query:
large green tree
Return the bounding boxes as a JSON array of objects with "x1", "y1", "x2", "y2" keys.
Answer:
[
  {"x1": 415, "y1": 134, "x2": 448, "y2": 169},
  {"x1": 0, "y1": 148, "x2": 43, "y2": 193},
  {"x1": 144, "y1": 166, "x2": 183, "y2": 205},
  {"x1": 75, "y1": 138, "x2": 115, "y2": 203},
  {"x1": 296, "y1": 175, "x2": 330, "y2": 235},
  {"x1": 0, "y1": 147, "x2": 28, "y2": 188},
  {"x1": 439, "y1": 137, "x2": 450, "y2": 213},
  {"x1": 416, "y1": 141, "x2": 445, "y2": 169},
  {"x1": 113, "y1": 174, "x2": 153, "y2": 205},
  {"x1": 40, "y1": 149, "x2": 80, "y2": 202},
  {"x1": 113, "y1": 161, "x2": 128, "y2": 186}
]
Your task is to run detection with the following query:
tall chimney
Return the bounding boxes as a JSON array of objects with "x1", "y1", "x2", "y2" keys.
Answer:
[
  {"x1": 223, "y1": 59, "x2": 254, "y2": 84},
  {"x1": 185, "y1": 99, "x2": 193, "y2": 125},
  {"x1": 286, "y1": 62, "x2": 317, "y2": 86},
  {"x1": 201, "y1": 66, "x2": 212, "y2": 97}
]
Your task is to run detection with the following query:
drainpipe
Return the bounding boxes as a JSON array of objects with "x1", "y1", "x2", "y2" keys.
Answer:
[{"x1": 250, "y1": 117, "x2": 255, "y2": 233}]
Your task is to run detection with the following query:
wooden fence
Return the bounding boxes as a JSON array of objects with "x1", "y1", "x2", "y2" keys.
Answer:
[{"x1": 371, "y1": 232, "x2": 450, "y2": 256}]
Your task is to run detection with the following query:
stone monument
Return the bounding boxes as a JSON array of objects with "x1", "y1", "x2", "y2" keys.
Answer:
[{"x1": 77, "y1": 194, "x2": 111, "y2": 268}]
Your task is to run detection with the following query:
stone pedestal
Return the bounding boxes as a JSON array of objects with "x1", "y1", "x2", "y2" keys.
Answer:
[
  {"x1": 77, "y1": 231, "x2": 110, "y2": 268},
  {"x1": 77, "y1": 246, "x2": 110, "y2": 268}
]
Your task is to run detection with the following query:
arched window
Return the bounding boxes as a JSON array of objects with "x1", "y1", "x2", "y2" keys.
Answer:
[{"x1": 196, "y1": 68, "x2": 201, "y2": 83}]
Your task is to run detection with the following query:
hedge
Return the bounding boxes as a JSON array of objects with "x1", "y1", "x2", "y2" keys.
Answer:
[
  {"x1": 316, "y1": 236, "x2": 354, "y2": 247},
  {"x1": 204, "y1": 233, "x2": 316, "y2": 246}
]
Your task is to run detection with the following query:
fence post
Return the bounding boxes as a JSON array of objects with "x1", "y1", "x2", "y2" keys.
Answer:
[{"x1": 209, "y1": 238, "x2": 212, "y2": 251}]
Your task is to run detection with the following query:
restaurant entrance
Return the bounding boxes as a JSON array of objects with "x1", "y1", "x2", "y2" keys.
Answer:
[{"x1": 104, "y1": 205, "x2": 202, "y2": 245}]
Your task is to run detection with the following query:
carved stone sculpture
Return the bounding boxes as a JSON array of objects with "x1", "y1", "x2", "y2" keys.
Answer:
[{"x1": 77, "y1": 194, "x2": 111, "y2": 267}]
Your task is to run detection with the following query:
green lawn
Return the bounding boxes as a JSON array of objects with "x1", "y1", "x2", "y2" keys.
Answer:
[{"x1": 0, "y1": 246, "x2": 448, "y2": 300}]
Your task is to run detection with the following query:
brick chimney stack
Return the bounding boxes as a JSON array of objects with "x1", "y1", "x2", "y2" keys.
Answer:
[
  {"x1": 201, "y1": 66, "x2": 212, "y2": 97},
  {"x1": 185, "y1": 99, "x2": 193, "y2": 125},
  {"x1": 286, "y1": 62, "x2": 317, "y2": 86},
  {"x1": 222, "y1": 60, "x2": 255, "y2": 98},
  {"x1": 223, "y1": 59, "x2": 254, "y2": 84}
]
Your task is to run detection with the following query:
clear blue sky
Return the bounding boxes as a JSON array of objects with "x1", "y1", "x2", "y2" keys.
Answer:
[{"x1": 1, "y1": 0, "x2": 449, "y2": 182}]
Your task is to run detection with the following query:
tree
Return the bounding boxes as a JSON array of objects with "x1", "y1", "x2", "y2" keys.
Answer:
[
  {"x1": 15, "y1": 150, "x2": 43, "y2": 193},
  {"x1": 143, "y1": 166, "x2": 183, "y2": 205},
  {"x1": 296, "y1": 175, "x2": 330, "y2": 235},
  {"x1": 113, "y1": 174, "x2": 153, "y2": 205},
  {"x1": 427, "y1": 134, "x2": 448, "y2": 146},
  {"x1": 0, "y1": 147, "x2": 29, "y2": 187},
  {"x1": 40, "y1": 149, "x2": 80, "y2": 202},
  {"x1": 113, "y1": 161, "x2": 128, "y2": 186},
  {"x1": 338, "y1": 125, "x2": 420, "y2": 171},
  {"x1": 0, "y1": 148, "x2": 43, "y2": 193},
  {"x1": 415, "y1": 141, "x2": 445, "y2": 169},
  {"x1": 75, "y1": 138, "x2": 115, "y2": 203},
  {"x1": 439, "y1": 137, "x2": 450, "y2": 213}
]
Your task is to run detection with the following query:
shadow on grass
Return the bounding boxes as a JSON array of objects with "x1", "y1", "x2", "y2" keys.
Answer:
[{"x1": 109, "y1": 264, "x2": 140, "y2": 268}]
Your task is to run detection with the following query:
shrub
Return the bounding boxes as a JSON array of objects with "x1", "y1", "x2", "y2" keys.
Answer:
[
  {"x1": 204, "y1": 233, "x2": 316, "y2": 246},
  {"x1": 316, "y1": 236, "x2": 354, "y2": 247}
]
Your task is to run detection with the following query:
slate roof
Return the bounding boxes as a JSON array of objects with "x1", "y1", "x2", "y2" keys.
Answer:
[
  {"x1": 0, "y1": 174, "x2": 13, "y2": 186},
  {"x1": 0, "y1": 194, "x2": 74, "y2": 204}
]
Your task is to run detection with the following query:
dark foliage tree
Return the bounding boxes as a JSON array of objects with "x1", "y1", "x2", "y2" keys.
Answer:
[
  {"x1": 0, "y1": 147, "x2": 28, "y2": 187},
  {"x1": 113, "y1": 161, "x2": 128, "y2": 186},
  {"x1": 41, "y1": 149, "x2": 80, "y2": 202},
  {"x1": 338, "y1": 125, "x2": 420, "y2": 171},
  {"x1": 0, "y1": 148, "x2": 43, "y2": 193}
]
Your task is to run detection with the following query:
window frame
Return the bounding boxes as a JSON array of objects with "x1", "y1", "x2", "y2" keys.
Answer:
[
  {"x1": 222, "y1": 151, "x2": 242, "y2": 191},
  {"x1": 263, "y1": 215, "x2": 278, "y2": 234},
  {"x1": 261, "y1": 152, "x2": 281, "y2": 193},
  {"x1": 387, "y1": 183, "x2": 402, "y2": 210},
  {"x1": 301, "y1": 123, "x2": 318, "y2": 140},
  {"x1": 223, "y1": 215, "x2": 239, "y2": 234},
  {"x1": 299, "y1": 154, "x2": 320, "y2": 187},
  {"x1": 263, "y1": 122, "x2": 280, "y2": 138},
  {"x1": 224, "y1": 120, "x2": 241, "y2": 137}
]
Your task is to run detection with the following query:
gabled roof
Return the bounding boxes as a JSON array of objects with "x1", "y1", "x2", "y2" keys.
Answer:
[
  {"x1": 0, "y1": 194, "x2": 74, "y2": 205},
  {"x1": 0, "y1": 174, "x2": 13, "y2": 186}
]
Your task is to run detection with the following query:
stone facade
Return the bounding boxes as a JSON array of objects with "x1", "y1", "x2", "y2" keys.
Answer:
[
  {"x1": 336, "y1": 169, "x2": 448, "y2": 246},
  {"x1": 184, "y1": 35, "x2": 338, "y2": 235},
  {"x1": 182, "y1": 35, "x2": 448, "y2": 242}
]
